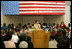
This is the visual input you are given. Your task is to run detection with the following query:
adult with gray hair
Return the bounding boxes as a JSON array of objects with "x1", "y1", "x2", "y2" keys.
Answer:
[{"x1": 19, "y1": 41, "x2": 28, "y2": 48}]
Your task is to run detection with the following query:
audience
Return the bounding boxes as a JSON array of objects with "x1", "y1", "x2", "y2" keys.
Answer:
[{"x1": 1, "y1": 21, "x2": 71, "y2": 48}]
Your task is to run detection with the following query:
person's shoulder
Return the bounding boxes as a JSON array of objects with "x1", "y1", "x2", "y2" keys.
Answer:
[
  {"x1": 9, "y1": 41, "x2": 15, "y2": 44},
  {"x1": 38, "y1": 24, "x2": 41, "y2": 26},
  {"x1": 34, "y1": 24, "x2": 36, "y2": 26}
]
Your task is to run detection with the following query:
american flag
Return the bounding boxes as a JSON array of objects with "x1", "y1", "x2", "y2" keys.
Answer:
[
  {"x1": 2, "y1": 1, "x2": 65, "y2": 15},
  {"x1": 19, "y1": 1, "x2": 65, "y2": 15}
]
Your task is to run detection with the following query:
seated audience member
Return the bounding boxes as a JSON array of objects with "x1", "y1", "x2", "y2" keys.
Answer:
[
  {"x1": 11, "y1": 24, "x2": 14, "y2": 30},
  {"x1": 19, "y1": 33, "x2": 31, "y2": 42},
  {"x1": 60, "y1": 21, "x2": 67, "y2": 29},
  {"x1": 53, "y1": 23, "x2": 56, "y2": 28},
  {"x1": 18, "y1": 23, "x2": 22, "y2": 31},
  {"x1": 19, "y1": 41, "x2": 28, "y2": 48},
  {"x1": 57, "y1": 36, "x2": 70, "y2": 48},
  {"x1": 18, "y1": 33, "x2": 33, "y2": 48},
  {"x1": 34, "y1": 20, "x2": 41, "y2": 30},
  {"x1": 57, "y1": 29, "x2": 70, "y2": 48},
  {"x1": 50, "y1": 30, "x2": 56, "y2": 39},
  {"x1": 8, "y1": 24, "x2": 11, "y2": 29},
  {"x1": 56, "y1": 24, "x2": 60, "y2": 29},
  {"x1": 48, "y1": 23, "x2": 52, "y2": 28},
  {"x1": 1, "y1": 38, "x2": 5, "y2": 48},
  {"x1": 11, "y1": 32, "x2": 19, "y2": 48},
  {"x1": 49, "y1": 39, "x2": 57, "y2": 48},
  {"x1": 27, "y1": 23, "x2": 31, "y2": 29},
  {"x1": 43, "y1": 23, "x2": 47, "y2": 28},
  {"x1": 56, "y1": 30, "x2": 63, "y2": 40},
  {"x1": 19, "y1": 33, "x2": 33, "y2": 48},
  {"x1": 23, "y1": 24, "x2": 27, "y2": 29},
  {"x1": 27, "y1": 41, "x2": 34, "y2": 48},
  {"x1": 39, "y1": 23, "x2": 43, "y2": 29},
  {"x1": 11, "y1": 32, "x2": 19, "y2": 43},
  {"x1": 15, "y1": 26, "x2": 20, "y2": 32},
  {"x1": 4, "y1": 34, "x2": 16, "y2": 48},
  {"x1": 2, "y1": 23, "x2": 8, "y2": 31},
  {"x1": 31, "y1": 24, "x2": 34, "y2": 29},
  {"x1": 1, "y1": 31, "x2": 6, "y2": 41},
  {"x1": 68, "y1": 23, "x2": 71, "y2": 30}
]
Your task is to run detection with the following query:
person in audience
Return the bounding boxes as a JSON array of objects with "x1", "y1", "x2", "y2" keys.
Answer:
[
  {"x1": 48, "y1": 23, "x2": 52, "y2": 28},
  {"x1": 49, "y1": 39, "x2": 57, "y2": 48},
  {"x1": 27, "y1": 41, "x2": 34, "y2": 48},
  {"x1": 27, "y1": 23, "x2": 31, "y2": 29},
  {"x1": 8, "y1": 24, "x2": 11, "y2": 29},
  {"x1": 34, "y1": 20, "x2": 41, "y2": 30},
  {"x1": 15, "y1": 26, "x2": 20, "y2": 32},
  {"x1": 57, "y1": 36, "x2": 70, "y2": 48},
  {"x1": 56, "y1": 24, "x2": 60, "y2": 29},
  {"x1": 60, "y1": 21, "x2": 67, "y2": 29},
  {"x1": 18, "y1": 32, "x2": 33, "y2": 48},
  {"x1": 11, "y1": 24, "x2": 14, "y2": 30},
  {"x1": 43, "y1": 23, "x2": 47, "y2": 28},
  {"x1": 56, "y1": 30, "x2": 63, "y2": 39},
  {"x1": 53, "y1": 23, "x2": 56, "y2": 28},
  {"x1": 50, "y1": 30, "x2": 56, "y2": 40},
  {"x1": 39, "y1": 23, "x2": 43, "y2": 29},
  {"x1": 18, "y1": 23, "x2": 22, "y2": 31},
  {"x1": 31, "y1": 24, "x2": 34, "y2": 29},
  {"x1": 11, "y1": 32, "x2": 19, "y2": 43},
  {"x1": 2, "y1": 23, "x2": 8, "y2": 31},
  {"x1": 11, "y1": 32, "x2": 19, "y2": 48},
  {"x1": 1, "y1": 38, "x2": 5, "y2": 48},
  {"x1": 19, "y1": 41, "x2": 28, "y2": 48},
  {"x1": 4, "y1": 34, "x2": 16, "y2": 48},
  {"x1": 1, "y1": 31, "x2": 6, "y2": 41},
  {"x1": 23, "y1": 24, "x2": 27, "y2": 30}
]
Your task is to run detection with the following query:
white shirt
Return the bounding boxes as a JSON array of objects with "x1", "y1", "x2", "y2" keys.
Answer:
[
  {"x1": 49, "y1": 39, "x2": 57, "y2": 48},
  {"x1": 11, "y1": 34, "x2": 19, "y2": 43}
]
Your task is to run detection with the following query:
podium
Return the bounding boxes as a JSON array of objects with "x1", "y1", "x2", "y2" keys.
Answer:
[{"x1": 28, "y1": 30, "x2": 49, "y2": 48}]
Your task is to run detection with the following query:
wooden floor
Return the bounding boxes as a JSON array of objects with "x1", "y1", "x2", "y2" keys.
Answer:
[{"x1": 28, "y1": 30, "x2": 49, "y2": 48}]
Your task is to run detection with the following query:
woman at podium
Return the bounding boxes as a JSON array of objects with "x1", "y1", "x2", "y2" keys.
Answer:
[{"x1": 34, "y1": 20, "x2": 41, "y2": 30}]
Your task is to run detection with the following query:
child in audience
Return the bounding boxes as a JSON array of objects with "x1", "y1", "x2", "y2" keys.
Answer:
[{"x1": 2, "y1": 23, "x2": 8, "y2": 31}]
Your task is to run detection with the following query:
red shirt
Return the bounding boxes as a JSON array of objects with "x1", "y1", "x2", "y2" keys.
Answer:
[
  {"x1": 51, "y1": 32, "x2": 56, "y2": 36},
  {"x1": 60, "y1": 24, "x2": 67, "y2": 29}
]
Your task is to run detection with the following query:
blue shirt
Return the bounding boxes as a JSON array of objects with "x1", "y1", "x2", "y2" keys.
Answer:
[{"x1": 2, "y1": 26, "x2": 8, "y2": 31}]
